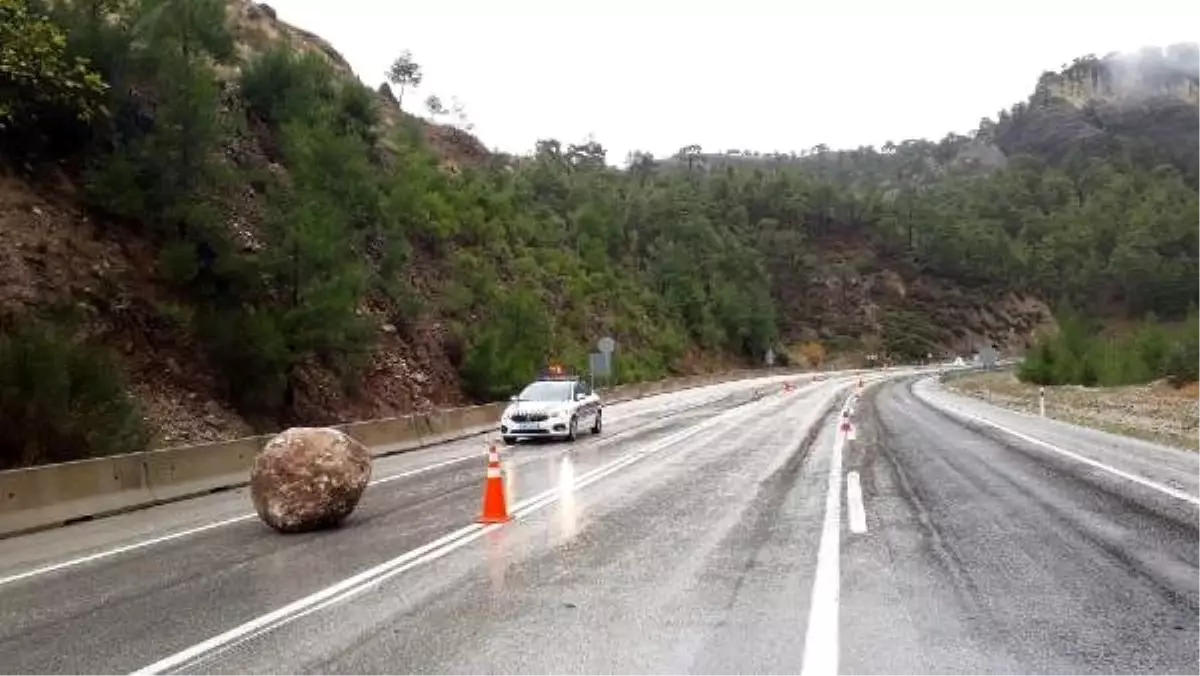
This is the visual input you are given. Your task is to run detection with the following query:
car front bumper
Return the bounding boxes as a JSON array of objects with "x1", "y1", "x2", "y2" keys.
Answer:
[{"x1": 500, "y1": 420, "x2": 571, "y2": 437}]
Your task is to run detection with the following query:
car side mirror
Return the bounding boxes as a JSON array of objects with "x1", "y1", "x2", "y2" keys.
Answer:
[{"x1": 575, "y1": 392, "x2": 586, "y2": 401}]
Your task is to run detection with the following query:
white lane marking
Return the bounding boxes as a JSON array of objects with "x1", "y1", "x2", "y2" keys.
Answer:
[
  {"x1": 0, "y1": 454, "x2": 479, "y2": 589},
  {"x1": 800, "y1": 394, "x2": 855, "y2": 676},
  {"x1": 0, "y1": 514, "x2": 257, "y2": 589},
  {"x1": 366, "y1": 453, "x2": 477, "y2": 486},
  {"x1": 2, "y1": 377, "x2": 804, "y2": 587},
  {"x1": 129, "y1": 520, "x2": 487, "y2": 676},
  {"x1": 918, "y1": 384, "x2": 1200, "y2": 507},
  {"x1": 846, "y1": 471, "x2": 867, "y2": 534},
  {"x1": 131, "y1": 381, "x2": 818, "y2": 675}
]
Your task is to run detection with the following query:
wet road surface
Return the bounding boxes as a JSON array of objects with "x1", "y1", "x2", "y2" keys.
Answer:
[
  {"x1": 0, "y1": 372, "x2": 1196, "y2": 674},
  {"x1": 842, "y1": 378, "x2": 1198, "y2": 674},
  {"x1": 0, "y1": 373, "x2": 816, "y2": 673}
]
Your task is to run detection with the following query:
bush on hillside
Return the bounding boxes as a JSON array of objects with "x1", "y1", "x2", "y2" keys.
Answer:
[
  {"x1": 240, "y1": 48, "x2": 336, "y2": 127},
  {"x1": 0, "y1": 0, "x2": 108, "y2": 160},
  {"x1": 0, "y1": 321, "x2": 151, "y2": 470},
  {"x1": 1018, "y1": 312, "x2": 1199, "y2": 388},
  {"x1": 799, "y1": 341, "x2": 826, "y2": 368},
  {"x1": 1164, "y1": 313, "x2": 1199, "y2": 387},
  {"x1": 460, "y1": 290, "x2": 552, "y2": 400}
]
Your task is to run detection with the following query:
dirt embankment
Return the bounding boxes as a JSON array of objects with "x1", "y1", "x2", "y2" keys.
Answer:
[{"x1": 945, "y1": 371, "x2": 1199, "y2": 451}]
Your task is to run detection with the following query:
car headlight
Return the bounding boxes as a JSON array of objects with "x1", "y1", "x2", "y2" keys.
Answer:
[{"x1": 550, "y1": 409, "x2": 569, "y2": 420}]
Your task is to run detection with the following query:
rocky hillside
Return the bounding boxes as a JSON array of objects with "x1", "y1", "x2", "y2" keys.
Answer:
[{"x1": 2, "y1": 0, "x2": 482, "y2": 450}]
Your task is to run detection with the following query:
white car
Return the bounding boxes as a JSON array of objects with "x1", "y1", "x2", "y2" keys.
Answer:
[{"x1": 499, "y1": 375, "x2": 602, "y2": 445}]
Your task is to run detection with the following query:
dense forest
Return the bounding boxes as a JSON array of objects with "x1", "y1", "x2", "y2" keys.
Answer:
[{"x1": 0, "y1": 0, "x2": 1196, "y2": 467}]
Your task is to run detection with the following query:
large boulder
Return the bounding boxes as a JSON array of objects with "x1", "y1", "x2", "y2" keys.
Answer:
[{"x1": 250, "y1": 427, "x2": 372, "y2": 533}]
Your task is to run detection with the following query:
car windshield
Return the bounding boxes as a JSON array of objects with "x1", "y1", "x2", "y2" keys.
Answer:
[{"x1": 516, "y1": 381, "x2": 574, "y2": 402}]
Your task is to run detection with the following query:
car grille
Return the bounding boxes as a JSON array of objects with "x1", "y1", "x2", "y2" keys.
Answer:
[{"x1": 511, "y1": 413, "x2": 549, "y2": 423}]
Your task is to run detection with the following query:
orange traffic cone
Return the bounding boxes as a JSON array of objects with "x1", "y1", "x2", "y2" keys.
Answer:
[{"x1": 479, "y1": 445, "x2": 511, "y2": 524}]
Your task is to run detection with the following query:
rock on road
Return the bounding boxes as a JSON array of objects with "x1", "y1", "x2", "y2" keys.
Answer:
[{"x1": 0, "y1": 370, "x2": 1195, "y2": 674}]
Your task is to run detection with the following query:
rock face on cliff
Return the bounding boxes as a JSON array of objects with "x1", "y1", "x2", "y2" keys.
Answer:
[
  {"x1": 994, "y1": 44, "x2": 1199, "y2": 175},
  {"x1": 766, "y1": 223, "x2": 1056, "y2": 358},
  {"x1": 250, "y1": 427, "x2": 372, "y2": 533}
]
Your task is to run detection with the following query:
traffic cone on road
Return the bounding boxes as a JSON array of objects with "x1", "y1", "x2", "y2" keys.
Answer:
[{"x1": 478, "y1": 444, "x2": 511, "y2": 524}]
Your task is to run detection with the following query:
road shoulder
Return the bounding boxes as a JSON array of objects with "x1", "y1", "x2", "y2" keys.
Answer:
[
  {"x1": 918, "y1": 376, "x2": 1200, "y2": 506},
  {"x1": 944, "y1": 371, "x2": 1198, "y2": 451}
]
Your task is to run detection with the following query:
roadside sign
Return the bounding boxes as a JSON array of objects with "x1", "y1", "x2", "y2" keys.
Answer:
[
  {"x1": 589, "y1": 351, "x2": 611, "y2": 377},
  {"x1": 980, "y1": 346, "x2": 998, "y2": 369},
  {"x1": 589, "y1": 351, "x2": 612, "y2": 390},
  {"x1": 597, "y1": 336, "x2": 615, "y2": 354}
]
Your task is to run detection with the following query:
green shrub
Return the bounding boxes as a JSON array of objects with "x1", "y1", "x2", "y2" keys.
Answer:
[
  {"x1": 240, "y1": 47, "x2": 336, "y2": 126},
  {"x1": 1019, "y1": 313, "x2": 1199, "y2": 388},
  {"x1": 0, "y1": 321, "x2": 151, "y2": 469},
  {"x1": 0, "y1": 0, "x2": 108, "y2": 159},
  {"x1": 460, "y1": 290, "x2": 552, "y2": 400},
  {"x1": 1164, "y1": 312, "x2": 1199, "y2": 387},
  {"x1": 195, "y1": 306, "x2": 289, "y2": 416}
]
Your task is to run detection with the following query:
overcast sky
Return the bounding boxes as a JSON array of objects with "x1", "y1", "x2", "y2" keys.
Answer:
[{"x1": 266, "y1": 0, "x2": 1198, "y2": 164}]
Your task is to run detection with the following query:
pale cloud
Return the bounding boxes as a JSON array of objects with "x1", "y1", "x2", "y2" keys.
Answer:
[{"x1": 265, "y1": 0, "x2": 1198, "y2": 163}]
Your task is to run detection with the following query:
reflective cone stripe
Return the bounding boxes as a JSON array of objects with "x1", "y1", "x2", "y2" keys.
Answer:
[{"x1": 479, "y1": 444, "x2": 511, "y2": 523}]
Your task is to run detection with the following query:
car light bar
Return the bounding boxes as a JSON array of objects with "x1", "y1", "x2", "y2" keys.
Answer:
[{"x1": 537, "y1": 363, "x2": 572, "y2": 380}]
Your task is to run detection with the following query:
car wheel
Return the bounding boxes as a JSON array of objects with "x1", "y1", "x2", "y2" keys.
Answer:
[
  {"x1": 565, "y1": 415, "x2": 578, "y2": 442},
  {"x1": 502, "y1": 435, "x2": 517, "y2": 446},
  {"x1": 590, "y1": 410, "x2": 602, "y2": 435}
]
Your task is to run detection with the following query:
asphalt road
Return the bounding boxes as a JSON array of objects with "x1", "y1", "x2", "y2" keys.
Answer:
[
  {"x1": 0, "y1": 370, "x2": 1196, "y2": 674},
  {"x1": 842, "y1": 377, "x2": 1198, "y2": 674},
  {"x1": 0, "y1": 372, "x2": 826, "y2": 674}
]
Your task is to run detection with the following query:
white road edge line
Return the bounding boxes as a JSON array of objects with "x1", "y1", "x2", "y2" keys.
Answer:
[
  {"x1": 917, "y1": 380, "x2": 1200, "y2": 507},
  {"x1": 800, "y1": 392, "x2": 855, "y2": 676},
  {"x1": 130, "y1": 378, "x2": 829, "y2": 676},
  {"x1": 0, "y1": 453, "x2": 479, "y2": 589},
  {"x1": 1, "y1": 378, "x2": 796, "y2": 589},
  {"x1": 846, "y1": 471, "x2": 867, "y2": 534}
]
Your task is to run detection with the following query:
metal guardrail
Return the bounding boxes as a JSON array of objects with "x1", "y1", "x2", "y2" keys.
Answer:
[{"x1": 0, "y1": 367, "x2": 810, "y2": 538}]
